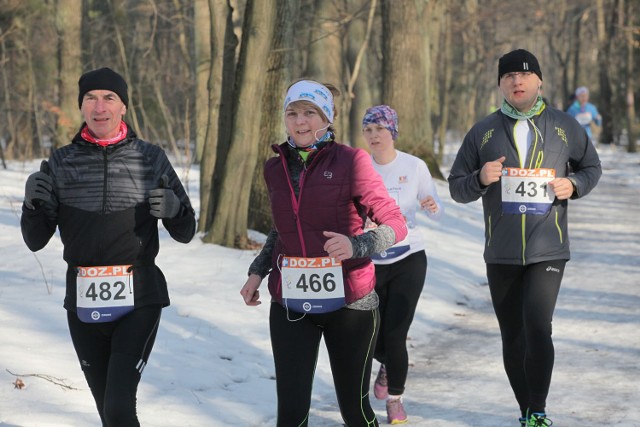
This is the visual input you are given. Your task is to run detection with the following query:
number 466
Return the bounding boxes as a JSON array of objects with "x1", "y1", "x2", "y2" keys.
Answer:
[{"x1": 295, "y1": 273, "x2": 336, "y2": 293}]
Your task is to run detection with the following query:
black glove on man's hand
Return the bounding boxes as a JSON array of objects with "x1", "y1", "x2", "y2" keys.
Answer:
[
  {"x1": 149, "y1": 174, "x2": 181, "y2": 219},
  {"x1": 24, "y1": 160, "x2": 53, "y2": 210}
]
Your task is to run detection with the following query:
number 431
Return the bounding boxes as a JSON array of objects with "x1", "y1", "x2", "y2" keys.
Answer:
[{"x1": 516, "y1": 181, "x2": 548, "y2": 198}]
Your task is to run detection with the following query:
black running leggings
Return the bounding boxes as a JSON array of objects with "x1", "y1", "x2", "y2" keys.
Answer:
[
  {"x1": 373, "y1": 250, "x2": 427, "y2": 396},
  {"x1": 270, "y1": 302, "x2": 379, "y2": 427},
  {"x1": 67, "y1": 306, "x2": 161, "y2": 427},
  {"x1": 486, "y1": 261, "x2": 565, "y2": 415}
]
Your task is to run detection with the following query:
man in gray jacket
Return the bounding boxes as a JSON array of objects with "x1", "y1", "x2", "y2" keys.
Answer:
[{"x1": 448, "y1": 49, "x2": 601, "y2": 427}]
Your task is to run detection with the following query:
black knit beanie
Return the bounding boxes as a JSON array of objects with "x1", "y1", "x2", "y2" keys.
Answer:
[
  {"x1": 498, "y1": 49, "x2": 542, "y2": 84},
  {"x1": 78, "y1": 67, "x2": 129, "y2": 108}
]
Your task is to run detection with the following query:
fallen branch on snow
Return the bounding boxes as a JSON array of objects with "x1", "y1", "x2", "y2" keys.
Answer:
[{"x1": 6, "y1": 369, "x2": 79, "y2": 390}]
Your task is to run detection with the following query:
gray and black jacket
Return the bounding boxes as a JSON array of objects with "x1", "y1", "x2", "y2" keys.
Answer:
[
  {"x1": 448, "y1": 105, "x2": 601, "y2": 265},
  {"x1": 21, "y1": 124, "x2": 196, "y2": 311}
]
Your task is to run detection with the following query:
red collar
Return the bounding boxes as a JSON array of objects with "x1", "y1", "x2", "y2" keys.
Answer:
[{"x1": 81, "y1": 121, "x2": 128, "y2": 146}]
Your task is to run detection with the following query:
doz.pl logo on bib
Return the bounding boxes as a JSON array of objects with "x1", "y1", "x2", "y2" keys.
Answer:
[
  {"x1": 501, "y1": 168, "x2": 556, "y2": 215},
  {"x1": 281, "y1": 256, "x2": 345, "y2": 314},
  {"x1": 76, "y1": 265, "x2": 134, "y2": 323}
]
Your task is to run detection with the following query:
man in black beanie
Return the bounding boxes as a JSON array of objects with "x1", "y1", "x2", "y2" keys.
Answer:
[
  {"x1": 497, "y1": 48, "x2": 543, "y2": 85},
  {"x1": 448, "y1": 49, "x2": 602, "y2": 427},
  {"x1": 21, "y1": 67, "x2": 196, "y2": 426},
  {"x1": 75, "y1": 67, "x2": 130, "y2": 141},
  {"x1": 78, "y1": 67, "x2": 129, "y2": 109}
]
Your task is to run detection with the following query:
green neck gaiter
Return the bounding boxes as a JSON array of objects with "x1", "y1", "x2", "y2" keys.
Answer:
[{"x1": 501, "y1": 96, "x2": 546, "y2": 120}]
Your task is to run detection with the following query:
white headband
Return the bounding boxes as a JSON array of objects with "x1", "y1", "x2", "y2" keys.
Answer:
[{"x1": 283, "y1": 80, "x2": 334, "y2": 123}]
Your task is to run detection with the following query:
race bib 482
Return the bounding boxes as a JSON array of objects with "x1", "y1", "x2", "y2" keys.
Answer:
[{"x1": 76, "y1": 265, "x2": 134, "y2": 323}]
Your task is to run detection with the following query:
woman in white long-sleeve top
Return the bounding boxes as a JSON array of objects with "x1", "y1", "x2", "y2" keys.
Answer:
[{"x1": 362, "y1": 105, "x2": 444, "y2": 425}]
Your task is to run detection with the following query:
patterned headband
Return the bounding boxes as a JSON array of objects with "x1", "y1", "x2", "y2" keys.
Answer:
[{"x1": 362, "y1": 105, "x2": 398, "y2": 140}]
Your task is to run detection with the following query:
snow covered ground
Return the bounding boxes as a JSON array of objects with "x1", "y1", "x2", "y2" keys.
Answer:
[{"x1": 0, "y1": 143, "x2": 638, "y2": 426}]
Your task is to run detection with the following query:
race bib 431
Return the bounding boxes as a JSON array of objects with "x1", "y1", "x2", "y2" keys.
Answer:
[{"x1": 501, "y1": 168, "x2": 556, "y2": 215}]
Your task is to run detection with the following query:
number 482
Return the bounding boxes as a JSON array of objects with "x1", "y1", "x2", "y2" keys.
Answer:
[{"x1": 86, "y1": 281, "x2": 127, "y2": 301}]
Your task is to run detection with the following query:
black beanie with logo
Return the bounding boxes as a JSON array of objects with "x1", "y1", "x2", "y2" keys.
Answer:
[
  {"x1": 78, "y1": 67, "x2": 129, "y2": 108},
  {"x1": 498, "y1": 49, "x2": 543, "y2": 84}
]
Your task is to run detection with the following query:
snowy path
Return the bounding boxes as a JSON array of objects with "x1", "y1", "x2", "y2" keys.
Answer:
[{"x1": 1, "y1": 147, "x2": 637, "y2": 426}]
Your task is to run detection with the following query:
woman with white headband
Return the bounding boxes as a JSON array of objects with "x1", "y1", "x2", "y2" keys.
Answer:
[{"x1": 241, "y1": 79, "x2": 408, "y2": 426}]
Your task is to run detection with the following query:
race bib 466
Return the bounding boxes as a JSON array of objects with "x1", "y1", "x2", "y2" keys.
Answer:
[{"x1": 281, "y1": 256, "x2": 345, "y2": 314}]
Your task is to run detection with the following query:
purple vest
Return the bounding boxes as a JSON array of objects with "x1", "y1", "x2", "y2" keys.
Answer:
[{"x1": 264, "y1": 141, "x2": 406, "y2": 305}]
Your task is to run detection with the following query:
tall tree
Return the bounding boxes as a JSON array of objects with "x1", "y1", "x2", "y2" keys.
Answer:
[
  {"x1": 432, "y1": 0, "x2": 452, "y2": 163},
  {"x1": 248, "y1": 0, "x2": 301, "y2": 234},
  {"x1": 346, "y1": 0, "x2": 377, "y2": 149},
  {"x1": 199, "y1": 0, "x2": 237, "y2": 233},
  {"x1": 623, "y1": 0, "x2": 636, "y2": 153},
  {"x1": 194, "y1": 0, "x2": 211, "y2": 162},
  {"x1": 381, "y1": 0, "x2": 441, "y2": 179},
  {"x1": 596, "y1": 0, "x2": 615, "y2": 144},
  {"x1": 306, "y1": 0, "x2": 349, "y2": 143},
  {"x1": 203, "y1": 0, "x2": 276, "y2": 247},
  {"x1": 54, "y1": 0, "x2": 82, "y2": 148}
]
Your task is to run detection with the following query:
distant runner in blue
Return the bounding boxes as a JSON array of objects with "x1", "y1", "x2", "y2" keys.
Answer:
[{"x1": 566, "y1": 86, "x2": 602, "y2": 141}]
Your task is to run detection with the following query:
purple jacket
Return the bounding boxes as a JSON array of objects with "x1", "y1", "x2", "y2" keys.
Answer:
[{"x1": 264, "y1": 141, "x2": 407, "y2": 304}]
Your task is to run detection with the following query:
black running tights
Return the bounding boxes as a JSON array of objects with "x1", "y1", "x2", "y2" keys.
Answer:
[
  {"x1": 486, "y1": 261, "x2": 565, "y2": 416},
  {"x1": 67, "y1": 306, "x2": 161, "y2": 427},
  {"x1": 269, "y1": 302, "x2": 379, "y2": 427},
  {"x1": 373, "y1": 250, "x2": 427, "y2": 396}
]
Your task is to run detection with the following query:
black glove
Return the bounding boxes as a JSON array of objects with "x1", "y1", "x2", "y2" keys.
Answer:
[
  {"x1": 149, "y1": 174, "x2": 181, "y2": 219},
  {"x1": 24, "y1": 160, "x2": 53, "y2": 210}
]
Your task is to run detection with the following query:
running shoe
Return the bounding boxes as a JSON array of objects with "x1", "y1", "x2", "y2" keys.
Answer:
[
  {"x1": 386, "y1": 397, "x2": 407, "y2": 425},
  {"x1": 526, "y1": 411, "x2": 553, "y2": 426},
  {"x1": 373, "y1": 364, "x2": 388, "y2": 400},
  {"x1": 519, "y1": 417, "x2": 527, "y2": 426}
]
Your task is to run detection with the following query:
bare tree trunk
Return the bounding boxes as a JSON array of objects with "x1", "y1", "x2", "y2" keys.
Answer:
[
  {"x1": 624, "y1": 0, "x2": 636, "y2": 152},
  {"x1": 199, "y1": 0, "x2": 237, "y2": 233},
  {"x1": 460, "y1": 0, "x2": 483, "y2": 133},
  {"x1": 0, "y1": 37, "x2": 15, "y2": 166},
  {"x1": 436, "y1": 1, "x2": 452, "y2": 164},
  {"x1": 571, "y1": 8, "x2": 584, "y2": 94},
  {"x1": 248, "y1": 0, "x2": 301, "y2": 235},
  {"x1": 54, "y1": 0, "x2": 82, "y2": 149},
  {"x1": 346, "y1": 0, "x2": 376, "y2": 149},
  {"x1": 546, "y1": 0, "x2": 572, "y2": 109},
  {"x1": 194, "y1": 0, "x2": 211, "y2": 161},
  {"x1": 106, "y1": 0, "x2": 142, "y2": 136},
  {"x1": 596, "y1": 0, "x2": 614, "y2": 144},
  {"x1": 306, "y1": 0, "x2": 348, "y2": 143},
  {"x1": 381, "y1": 0, "x2": 441, "y2": 178},
  {"x1": 204, "y1": 0, "x2": 276, "y2": 248}
]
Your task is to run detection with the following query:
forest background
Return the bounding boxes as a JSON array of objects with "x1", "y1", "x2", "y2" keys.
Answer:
[{"x1": 1, "y1": 0, "x2": 638, "y2": 248}]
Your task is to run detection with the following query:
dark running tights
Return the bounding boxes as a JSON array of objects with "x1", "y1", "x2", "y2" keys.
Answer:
[
  {"x1": 270, "y1": 302, "x2": 379, "y2": 427},
  {"x1": 67, "y1": 306, "x2": 161, "y2": 427},
  {"x1": 486, "y1": 261, "x2": 565, "y2": 416},
  {"x1": 374, "y1": 250, "x2": 427, "y2": 396}
]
